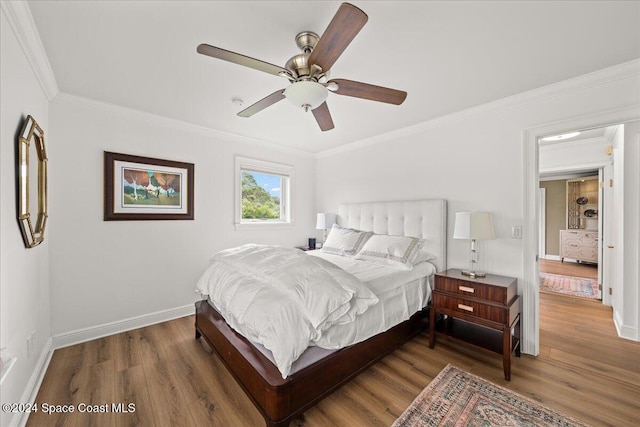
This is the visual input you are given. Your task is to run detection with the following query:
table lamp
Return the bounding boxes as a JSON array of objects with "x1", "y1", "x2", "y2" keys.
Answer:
[
  {"x1": 453, "y1": 211, "x2": 496, "y2": 278},
  {"x1": 316, "y1": 213, "x2": 337, "y2": 245}
]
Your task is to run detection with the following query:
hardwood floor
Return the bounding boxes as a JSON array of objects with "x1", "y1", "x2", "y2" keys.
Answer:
[
  {"x1": 540, "y1": 258, "x2": 598, "y2": 279},
  {"x1": 28, "y1": 294, "x2": 640, "y2": 426},
  {"x1": 540, "y1": 258, "x2": 600, "y2": 300}
]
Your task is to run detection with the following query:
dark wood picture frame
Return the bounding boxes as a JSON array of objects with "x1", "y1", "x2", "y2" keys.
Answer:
[{"x1": 104, "y1": 151, "x2": 194, "y2": 221}]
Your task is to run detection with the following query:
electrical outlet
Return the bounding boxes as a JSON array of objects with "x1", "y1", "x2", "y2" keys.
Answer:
[{"x1": 512, "y1": 226, "x2": 523, "y2": 239}]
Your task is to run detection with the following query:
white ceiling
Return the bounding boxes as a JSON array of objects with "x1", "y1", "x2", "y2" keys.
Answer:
[{"x1": 27, "y1": 1, "x2": 640, "y2": 154}]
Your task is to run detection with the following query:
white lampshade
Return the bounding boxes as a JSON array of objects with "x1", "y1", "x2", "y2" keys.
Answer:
[
  {"x1": 316, "y1": 212, "x2": 337, "y2": 230},
  {"x1": 453, "y1": 212, "x2": 496, "y2": 240},
  {"x1": 284, "y1": 81, "x2": 328, "y2": 110}
]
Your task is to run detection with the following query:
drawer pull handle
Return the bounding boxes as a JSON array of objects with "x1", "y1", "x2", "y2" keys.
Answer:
[
  {"x1": 458, "y1": 304, "x2": 474, "y2": 312},
  {"x1": 459, "y1": 286, "x2": 475, "y2": 293}
]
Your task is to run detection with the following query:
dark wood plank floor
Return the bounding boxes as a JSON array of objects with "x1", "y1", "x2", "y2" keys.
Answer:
[{"x1": 27, "y1": 291, "x2": 640, "y2": 426}]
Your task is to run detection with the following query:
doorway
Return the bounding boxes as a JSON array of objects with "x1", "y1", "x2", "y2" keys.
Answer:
[
  {"x1": 522, "y1": 107, "x2": 639, "y2": 356},
  {"x1": 538, "y1": 167, "x2": 603, "y2": 302},
  {"x1": 536, "y1": 126, "x2": 617, "y2": 305}
]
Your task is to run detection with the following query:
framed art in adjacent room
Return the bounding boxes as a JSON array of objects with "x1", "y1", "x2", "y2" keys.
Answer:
[{"x1": 104, "y1": 151, "x2": 194, "y2": 220}]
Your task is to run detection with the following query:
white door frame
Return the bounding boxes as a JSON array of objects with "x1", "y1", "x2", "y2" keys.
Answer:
[
  {"x1": 538, "y1": 188, "x2": 546, "y2": 259},
  {"x1": 597, "y1": 168, "x2": 604, "y2": 301},
  {"x1": 522, "y1": 106, "x2": 638, "y2": 356}
]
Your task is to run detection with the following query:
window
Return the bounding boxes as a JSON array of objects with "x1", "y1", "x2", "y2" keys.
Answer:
[{"x1": 235, "y1": 156, "x2": 294, "y2": 229}]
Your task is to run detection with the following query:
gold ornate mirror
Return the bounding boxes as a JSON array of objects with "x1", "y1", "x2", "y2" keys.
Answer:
[{"x1": 18, "y1": 115, "x2": 48, "y2": 248}]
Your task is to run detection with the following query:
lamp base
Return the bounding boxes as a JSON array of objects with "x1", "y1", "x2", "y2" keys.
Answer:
[{"x1": 461, "y1": 270, "x2": 487, "y2": 278}]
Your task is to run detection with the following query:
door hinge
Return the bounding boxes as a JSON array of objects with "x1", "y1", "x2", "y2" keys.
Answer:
[
  {"x1": 610, "y1": 179, "x2": 614, "y2": 187},
  {"x1": 598, "y1": 284, "x2": 602, "y2": 291},
  {"x1": 609, "y1": 288, "x2": 613, "y2": 295}
]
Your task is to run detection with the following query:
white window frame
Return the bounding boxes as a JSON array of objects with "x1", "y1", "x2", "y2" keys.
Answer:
[{"x1": 235, "y1": 156, "x2": 295, "y2": 230}]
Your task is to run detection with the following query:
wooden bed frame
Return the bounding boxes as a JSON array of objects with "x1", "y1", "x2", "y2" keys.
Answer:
[
  {"x1": 195, "y1": 300, "x2": 428, "y2": 426},
  {"x1": 194, "y1": 199, "x2": 447, "y2": 426}
]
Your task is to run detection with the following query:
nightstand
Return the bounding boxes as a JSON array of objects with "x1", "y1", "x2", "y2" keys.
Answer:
[{"x1": 429, "y1": 268, "x2": 521, "y2": 380}]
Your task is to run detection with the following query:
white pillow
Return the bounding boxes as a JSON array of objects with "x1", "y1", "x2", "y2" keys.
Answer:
[
  {"x1": 354, "y1": 234, "x2": 426, "y2": 270},
  {"x1": 412, "y1": 248, "x2": 435, "y2": 265},
  {"x1": 321, "y1": 225, "x2": 373, "y2": 257}
]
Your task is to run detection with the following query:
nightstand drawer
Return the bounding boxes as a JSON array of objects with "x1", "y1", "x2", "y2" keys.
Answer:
[
  {"x1": 432, "y1": 292, "x2": 513, "y2": 324},
  {"x1": 430, "y1": 269, "x2": 521, "y2": 381},
  {"x1": 434, "y1": 276, "x2": 516, "y2": 305}
]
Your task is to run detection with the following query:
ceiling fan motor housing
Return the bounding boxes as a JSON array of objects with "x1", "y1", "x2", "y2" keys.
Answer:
[
  {"x1": 285, "y1": 31, "x2": 326, "y2": 81},
  {"x1": 285, "y1": 53, "x2": 311, "y2": 79},
  {"x1": 295, "y1": 31, "x2": 319, "y2": 53}
]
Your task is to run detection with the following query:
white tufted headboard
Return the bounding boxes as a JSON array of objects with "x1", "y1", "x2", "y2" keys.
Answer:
[{"x1": 337, "y1": 199, "x2": 447, "y2": 272}]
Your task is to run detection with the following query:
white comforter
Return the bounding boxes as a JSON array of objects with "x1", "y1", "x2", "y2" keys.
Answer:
[{"x1": 195, "y1": 244, "x2": 378, "y2": 378}]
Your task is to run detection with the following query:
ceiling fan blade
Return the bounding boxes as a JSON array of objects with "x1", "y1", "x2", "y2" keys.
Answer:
[
  {"x1": 197, "y1": 44, "x2": 290, "y2": 77},
  {"x1": 308, "y1": 3, "x2": 368, "y2": 72},
  {"x1": 238, "y1": 89, "x2": 286, "y2": 117},
  {"x1": 312, "y1": 102, "x2": 335, "y2": 131},
  {"x1": 329, "y1": 78, "x2": 407, "y2": 105}
]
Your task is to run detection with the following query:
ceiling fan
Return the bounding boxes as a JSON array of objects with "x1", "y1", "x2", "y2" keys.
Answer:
[{"x1": 197, "y1": 2, "x2": 407, "y2": 131}]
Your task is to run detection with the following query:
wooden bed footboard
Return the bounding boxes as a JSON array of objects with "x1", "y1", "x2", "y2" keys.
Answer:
[{"x1": 195, "y1": 300, "x2": 429, "y2": 427}]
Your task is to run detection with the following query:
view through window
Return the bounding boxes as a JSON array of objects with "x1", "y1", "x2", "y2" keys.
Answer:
[
  {"x1": 241, "y1": 170, "x2": 284, "y2": 221},
  {"x1": 235, "y1": 156, "x2": 293, "y2": 226}
]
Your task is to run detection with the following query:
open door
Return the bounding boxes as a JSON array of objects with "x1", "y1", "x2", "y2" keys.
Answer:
[
  {"x1": 601, "y1": 161, "x2": 615, "y2": 306},
  {"x1": 597, "y1": 168, "x2": 604, "y2": 301},
  {"x1": 538, "y1": 188, "x2": 546, "y2": 259}
]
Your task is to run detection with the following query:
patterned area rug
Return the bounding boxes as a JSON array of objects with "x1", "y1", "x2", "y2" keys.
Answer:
[
  {"x1": 392, "y1": 364, "x2": 591, "y2": 427},
  {"x1": 539, "y1": 272, "x2": 599, "y2": 299}
]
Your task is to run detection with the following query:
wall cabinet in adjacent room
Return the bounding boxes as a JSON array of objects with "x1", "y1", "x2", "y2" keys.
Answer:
[{"x1": 566, "y1": 176, "x2": 598, "y2": 230}]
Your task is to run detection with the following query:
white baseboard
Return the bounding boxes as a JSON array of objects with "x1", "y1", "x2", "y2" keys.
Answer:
[
  {"x1": 613, "y1": 310, "x2": 639, "y2": 342},
  {"x1": 9, "y1": 305, "x2": 194, "y2": 426},
  {"x1": 52, "y1": 304, "x2": 194, "y2": 349},
  {"x1": 540, "y1": 254, "x2": 561, "y2": 261},
  {"x1": 12, "y1": 338, "x2": 53, "y2": 427}
]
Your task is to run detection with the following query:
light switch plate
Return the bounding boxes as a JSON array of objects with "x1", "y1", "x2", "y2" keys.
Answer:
[{"x1": 512, "y1": 226, "x2": 523, "y2": 239}]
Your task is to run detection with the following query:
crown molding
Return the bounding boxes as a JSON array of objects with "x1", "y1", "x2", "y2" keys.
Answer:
[
  {"x1": 316, "y1": 59, "x2": 640, "y2": 159},
  {"x1": 1, "y1": 0, "x2": 59, "y2": 101},
  {"x1": 3, "y1": 0, "x2": 636, "y2": 159},
  {"x1": 55, "y1": 92, "x2": 315, "y2": 157}
]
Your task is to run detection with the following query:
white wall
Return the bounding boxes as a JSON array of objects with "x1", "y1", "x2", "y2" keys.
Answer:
[
  {"x1": 315, "y1": 63, "x2": 640, "y2": 347},
  {"x1": 317, "y1": 109, "x2": 526, "y2": 279},
  {"x1": 48, "y1": 94, "x2": 316, "y2": 339},
  {"x1": 0, "y1": 8, "x2": 51, "y2": 427}
]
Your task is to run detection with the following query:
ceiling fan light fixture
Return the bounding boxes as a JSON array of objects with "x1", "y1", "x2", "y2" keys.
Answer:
[
  {"x1": 541, "y1": 131, "x2": 581, "y2": 141},
  {"x1": 284, "y1": 81, "x2": 328, "y2": 112}
]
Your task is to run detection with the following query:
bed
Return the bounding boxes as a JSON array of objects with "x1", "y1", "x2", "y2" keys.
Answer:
[{"x1": 194, "y1": 199, "x2": 447, "y2": 426}]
